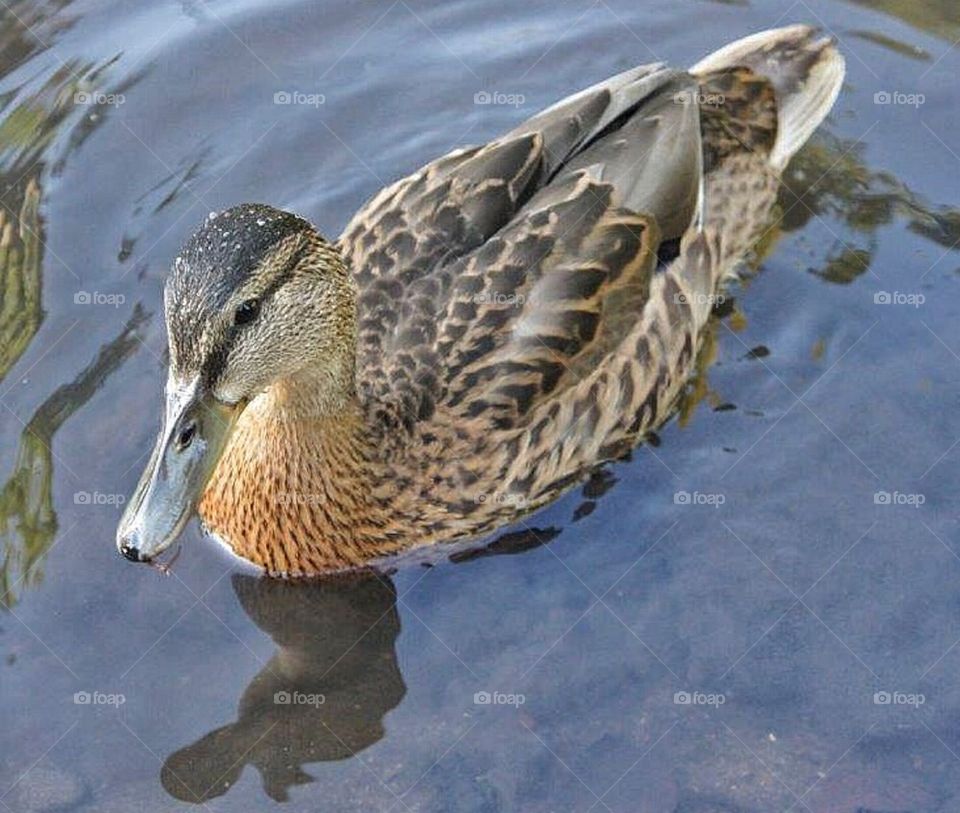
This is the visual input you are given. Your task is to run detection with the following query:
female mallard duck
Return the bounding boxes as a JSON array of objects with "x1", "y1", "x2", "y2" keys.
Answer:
[{"x1": 118, "y1": 26, "x2": 844, "y2": 576}]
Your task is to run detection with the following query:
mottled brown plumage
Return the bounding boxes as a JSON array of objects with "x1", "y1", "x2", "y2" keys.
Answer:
[{"x1": 153, "y1": 26, "x2": 845, "y2": 575}]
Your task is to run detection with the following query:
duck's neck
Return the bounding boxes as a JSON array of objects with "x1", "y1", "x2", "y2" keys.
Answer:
[
  {"x1": 265, "y1": 239, "x2": 360, "y2": 422},
  {"x1": 266, "y1": 359, "x2": 358, "y2": 421},
  {"x1": 198, "y1": 369, "x2": 405, "y2": 575}
]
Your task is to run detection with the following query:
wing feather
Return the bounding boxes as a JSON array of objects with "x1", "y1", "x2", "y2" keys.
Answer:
[{"x1": 340, "y1": 64, "x2": 707, "y2": 432}]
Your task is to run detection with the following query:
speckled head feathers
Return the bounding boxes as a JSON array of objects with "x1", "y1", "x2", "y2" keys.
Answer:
[
  {"x1": 168, "y1": 204, "x2": 313, "y2": 323},
  {"x1": 163, "y1": 204, "x2": 356, "y2": 406}
]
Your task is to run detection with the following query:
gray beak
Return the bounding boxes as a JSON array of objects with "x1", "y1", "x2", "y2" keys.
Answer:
[{"x1": 117, "y1": 378, "x2": 240, "y2": 563}]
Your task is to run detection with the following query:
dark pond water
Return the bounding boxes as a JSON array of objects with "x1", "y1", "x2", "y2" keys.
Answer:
[{"x1": 1, "y1": 0, "x2": 959, "y2": 810}]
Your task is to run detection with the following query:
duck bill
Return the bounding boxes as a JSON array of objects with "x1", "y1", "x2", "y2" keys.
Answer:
[{"x1": 117, "y1": 378, "x2": 240, "y2": 563}]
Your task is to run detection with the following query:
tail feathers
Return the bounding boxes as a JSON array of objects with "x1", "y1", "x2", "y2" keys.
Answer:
[{"x1": 691, "y1": 25, "x2": 845, "y2": 170}]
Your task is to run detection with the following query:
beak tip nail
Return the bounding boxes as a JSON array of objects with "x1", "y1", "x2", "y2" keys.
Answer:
[{"x1": 118, "y1": 538, "x2": 143, "y2": 562}]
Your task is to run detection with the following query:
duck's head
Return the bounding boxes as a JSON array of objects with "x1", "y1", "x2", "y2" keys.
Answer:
[{"x1": 117, "y1": 204, "x2": 355, "y2": 564}]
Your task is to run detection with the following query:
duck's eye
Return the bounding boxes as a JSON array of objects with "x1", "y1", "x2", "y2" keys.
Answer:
[
  {"x1": 234, "y1": 299, "x2": 260, "y2": 326},
  {"x1": 176, "y1": 421, "x2": 197, "y2": 450}
]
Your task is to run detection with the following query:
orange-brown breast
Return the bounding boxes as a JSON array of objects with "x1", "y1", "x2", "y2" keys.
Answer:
[{"x1": 198, "y1": 397, "x2": 421, "y2": 575}]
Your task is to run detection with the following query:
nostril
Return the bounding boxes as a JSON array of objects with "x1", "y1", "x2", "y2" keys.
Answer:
[{"x1": 119, "y1": 541, "x2": 141, "y2": 562}]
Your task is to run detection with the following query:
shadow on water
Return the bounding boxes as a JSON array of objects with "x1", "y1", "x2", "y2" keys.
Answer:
[{"x1": 161, "y1": 570, "x2": 406, "y2": 803}]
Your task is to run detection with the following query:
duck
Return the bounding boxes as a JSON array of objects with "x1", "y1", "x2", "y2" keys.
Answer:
[{"x1": 117, "y1": 25, "x2": 844, "y2": 576}]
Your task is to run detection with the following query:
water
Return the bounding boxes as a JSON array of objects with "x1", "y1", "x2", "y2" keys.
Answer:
[{"x1": 1, "y1": 0, "x2": 958, "y2": 810}]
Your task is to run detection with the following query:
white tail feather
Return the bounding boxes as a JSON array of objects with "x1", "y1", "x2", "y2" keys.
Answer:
[{"x1": 691, "y1": 25, "x2": 846, "y2": 170}]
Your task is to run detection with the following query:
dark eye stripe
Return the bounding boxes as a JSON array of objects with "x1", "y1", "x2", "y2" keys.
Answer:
[
  {"x1": 232, "y1": 239, "x2": 311, "y2": 325},
  {"x1": 202, "y1": 239, "x2": 312, "y2": 388}
]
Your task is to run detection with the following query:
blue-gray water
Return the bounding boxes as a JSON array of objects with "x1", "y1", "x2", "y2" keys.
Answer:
[{"x1": 1, "y1": 0, "x2": 959, "y2": 810}]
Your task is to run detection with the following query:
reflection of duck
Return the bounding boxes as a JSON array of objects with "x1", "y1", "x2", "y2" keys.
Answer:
[
  {"x1": 119, "y1": 26, "x2": 846, "y2": 574},
  {"x1": 161, "y1": 570, "x2": 404, "y2": 803}
]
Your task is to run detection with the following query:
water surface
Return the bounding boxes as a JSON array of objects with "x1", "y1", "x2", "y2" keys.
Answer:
[{"x1": 1, "y1": 0, "x2": 959, "y2": 810}]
